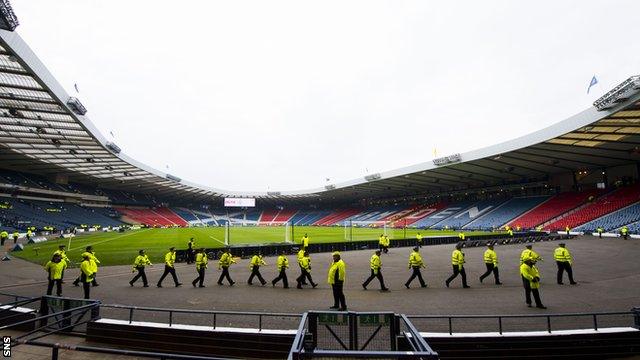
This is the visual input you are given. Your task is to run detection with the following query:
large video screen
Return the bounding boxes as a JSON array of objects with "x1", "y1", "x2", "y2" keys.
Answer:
[{"x1": 224, "y1": 198, "x2": 256, "y2": 207}]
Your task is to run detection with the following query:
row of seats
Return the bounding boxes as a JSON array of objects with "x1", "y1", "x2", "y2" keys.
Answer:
[
  {"x1": 575, "y1": 202, "x2": 640, "y2": 232},
  {"x1": 466, "y1": 196, "x2": 549, "y2": 230},
  {"x1": 116, "y1": 207, "x2": 187, "y2": 227},
  {"x1": 508, "y1": 190, "x2": 604, "y2": 229},
  {"x1": 546, "y1": 185, "x2": 640, "y2": 230}
]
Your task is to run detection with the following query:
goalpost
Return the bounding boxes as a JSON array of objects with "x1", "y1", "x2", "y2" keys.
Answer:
[
  {"x1": 224, "y1": 220, "x2": 291, "y2": 245},
  {"x1": 343, "y1": 220, "x2": 392, "y2": 241}
]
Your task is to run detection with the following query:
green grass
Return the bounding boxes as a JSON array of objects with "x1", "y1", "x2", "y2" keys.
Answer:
[{"x1": 12, "y1": 226, "x2": 495, "y2": 267}]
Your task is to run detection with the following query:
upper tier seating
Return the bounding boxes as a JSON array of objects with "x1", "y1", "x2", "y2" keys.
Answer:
[
  {"x1": 575, "y1": 202, "x2": 640, "y2": 232},
  {"x1": 411, "y1": 201, "x2": 476, "y2": 228},
  {"x1": 434, "y1": 199, "x2": 508, "y2": 229},
  {"x1": 508, "y1": 189, "x2": 604, "y2": 229},
  {"x1": 314, "y1": 209, "x2": 361, "y2": 225},
  {"x1": 465, "y1": 196, "x2": 549, "y2": 230},
  {"x1": 546, "y1": 185, "x2": 640, "y2": 230}
]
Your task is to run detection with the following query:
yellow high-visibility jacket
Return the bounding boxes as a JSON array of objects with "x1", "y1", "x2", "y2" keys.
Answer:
[
  {"x1": 277, "y1": 255, "x2": 289, "y2": 271},
  {"x1": 416, "y1": 234, "x2": 423, "y2": 241},
  {"x1": 297, "y1": 249, "x2": 305, "y2": 264},
  {"x1": 553, "y1": 247, "x2": 572, "y2": 264},
  {"x1": 80, "y1": 259, "x2": 94, "y2": 282},
  {"x1": 196, "y1": 252, "x2": 208, "y2": 270},
  {"x1": 44, "y1": 260, "x2": 67, "y2": 280},
  {"x1": 408, "y1": 251, "x2": 424, "y2": 268},
  {"x1": 164, "y1": 252, "x2": 176, "y2": 268},
  {"x1": 520, "y1": 263, "x2": 541, "y2": 289},
  {"x1": 370, "y1": 254, "x2": 382, "y2": 273},
  {"x1": 327, "y1": 260, "x2": 346, "y2": 285},
  {"x1": 299, "y1": 256, "x2": 312, "y2": 272},
  {"x1": 82, "y1": 251, "x2": 100, "y2": 272},
  {"x1": 452, "y1": 249, "x2": 465, "y2": 269},
  {"x1": 302, "y1": 236, "x2": 309, "y2": 248},
  {"x1": 378, "y1": 236, "x2": 385, "y2": 245},
  {"x1": 483, "y1": 249, "x2": 498, "y2": 265},
  {"x1": 219, "y1": 252, "x2": 236, "y2": 268},
  {"x1": 520, "y1": 249, "x2": 542, "y2": 264},
  {"x1": 250, "y1": 255, "x2": 266, "y2": 268},
  {"x1": 133, "y1": 255, "x2": 152, "y2": 270}
]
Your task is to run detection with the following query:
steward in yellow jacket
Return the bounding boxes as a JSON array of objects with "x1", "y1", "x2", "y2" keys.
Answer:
[
  {"x1": 53, "y1": 244, "x2": 70, "y2": 281},
  {"x1": 520, "y1": 259, "x2": 546, "y2": 308},
  {"x1": 328, "y1": 252, "x2": 347, "y2": 310},
  {"x1": 130, "y1": 249, "x2": 152, "y2": 287},
  {"x1": 157, "y1": 247, "x2": 182, "y2": 287},
  {"x1": 44, "y1": 253, "x2": 67, "y2": 296},
  {"x1": 520, "y1": 244, "x2": 542, "y2": 264},
  {"x1": 297, "y1": 247, "x2": 308, "y2": 285},
  {"x1": 79, "y1": 254, "x2": 95, "y2": 299},
  {"x1": 217, "y1": 248, "x2": 236, "y2": 286},
  {"x1": 445, "y1": 243, "x2": 470, "y2": 288},
  {"x1": 192, "y1": 248, "x2": 208, "y2": 288},
  {"x1": 73, "y1": 246, "x2": 100, "y2": 287},
  {"x1": 479, "y1": 244, "x2": 502, "y2": 285},
  {"x1": 296, "y1": 250, "x2": 317, "y2": 288},
  {"x1": 554, "y1": 243, "x2": 577, "y2": 285},
  {"x1": 248, "y1": 252, "x2": 267, "y2": 286},
  {"x1": 362, "y1": 250, "x2": 388, "y2": 291},
  {"x1": 272, "y1": 250, "x2": 289, "y2": 288},
  {"x1": 404, "y1": 246, "x2": 427, "y2": 288}
]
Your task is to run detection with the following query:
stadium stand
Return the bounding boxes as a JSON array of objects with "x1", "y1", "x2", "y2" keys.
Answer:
[
  {"x1": 258, "y1": 209, "x2": 279, "y2": 224},
  {"x1": 273, "y1": 209, "x2": 298, "y2": 223},
  {"x1": 575, "y1": 202, "x2": 640, "y2": 232},
  {"x1": 401, "y1": 203, "x2": 447, "y2": 226},
  {"x1": 465, "y1": 196, "x2": 549, "y2": 230},
  {"x1": 546, "y1": 184, "x2": 640, "y2": 230},
  {"x1": 508, "y1": 189, "x2": 604, "y2": 229},
  {"x1": 291, "y1": 210, "x2": 332, "y2": 225},
  {"x1": 116, "y1": 207, "x2": 188, "y2": 227},
  {"x1": 432, "y1": 199, "x2": 508, "y2": 229},
  {"x1": 411, "y1": 201, "x2": 476, "y2": 228},
  {"x1": 314, "y1": 209, "x2": 360, "y2": 225}
]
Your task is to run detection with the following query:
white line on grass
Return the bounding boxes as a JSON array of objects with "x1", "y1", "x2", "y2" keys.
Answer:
[
  {"x1": 69, "y1": 229, "x2": 152, "y2": 251},
  {"x1": 209, "y1": 235, "x2": 225, "y2": 246}
]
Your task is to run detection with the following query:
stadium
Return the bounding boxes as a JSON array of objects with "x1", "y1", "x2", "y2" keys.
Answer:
[{"x1": 0, "y1": 1, "x2": 640, "y2": 359}]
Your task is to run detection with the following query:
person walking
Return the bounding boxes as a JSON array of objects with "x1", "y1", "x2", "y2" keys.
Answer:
[
  {"x1": 404, "y1": 246, "x2": 427, "y2": 288},
  {"x1": 296, "y1": 250, "x2": 317, "y2": 288},
  {"x1": 130, "y1": 249, "x2": 152, "y2": 287},
  {"x1": 554, "y1": 243, "x2": 577, "y2": 285},
  {"x1": 328, "y1": 252, "x2": 347, "y2": 311},
  {"x1": 297, "y1": 247, "x2": 308, "y2": 285},
  {"x1": 53, "y1": 245, "x2": 70, "y2": 282},
  {"x1": 44, "y1": 253, "x2": 67, "y2": 296},
  {"x1": 445, "y1": 243, "x2": 470, "y2": 288},
  {"x1": 272, "y1": 250, "x2": 289, "y2": 288},
  {"x1": 192, "y1": 248, "x2": 208, "y2": 288},
  {"x1": 301, "y1": 233, "x2": 310, "y2": 248},
  {"x1": 362, "y1": 250, "x2": 389, "y2": 291},
  {"x1": 416, "y1": 232, "x2": 423, "y2": 248},
  {"x1": 520, "y1": 258, "x2": 546, "y2": 309},
  {"x1": 248, "y1": 252, "x2": 267, "y2": 286},
  {"x1": 217, "y1": 248, "x2": 236, "y2": 286},
  {"x1": 157, "y1": 247, "x2": 182, "y2": 287},
  {"x1": 479, "y1": 244, "x2": 502, "y2": 285},
  {"x1": 79, "y1": 254, "x2": 95, "y2": 299},
  {"x1": 73, "y1": 246, "x2": 100, "y2": 287},
  {"x1": 520, "y1": 244, "x2": 542, "y2": 264}
]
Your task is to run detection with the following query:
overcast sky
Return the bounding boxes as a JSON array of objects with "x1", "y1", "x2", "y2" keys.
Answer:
[{"x1": 11, "y1": 0, "x2": 640, "y2": 192}]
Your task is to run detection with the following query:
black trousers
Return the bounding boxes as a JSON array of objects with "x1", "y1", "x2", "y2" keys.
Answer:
[
  {"x1": 46, "y1": 279, "x2": 62, "y2": 296},
  {"x1": 1, "y1": 237, "x2": 5, "y2": 246},
  {"x1": 298, "y1": 264, "x2": 308, "y2": 284},
  {"x1": 479, "y1": 263, "x2": 500, "y2": 284},
  {"x1": 81, "y1": 273, "x2": 91, "y2": 299},
  {"x1": 130, "y1": 267, "x2": 148, "y2": 286},
  {"x1": 522, "y1": 277, "x2": 543, "y2": 306},
  {"x1": 193, "y1": 267, "x2": 206, "y2": 286},
  {"x1": 218, "y1": 266, "x2": 233, "y2": 285},
  {"x1": 272, "y1": 269, "x2": 288, "y2": 288},
  {"x1": 405, "y1": 266, "x2": 426, "y2": 287},
  {"x1": 332, "y1": 283, "x2": 346, "y2": 309},
  {"x1": 248, "y1": 265, "x2": 266, "y2": 285},
  {"x1": 556, "y1": 261, "x2": 575, "y2": 284},
  {"x1": 13, "y1": 237, "x2": 18, "y2": 244},
  {"x1": 379, "y1": 245, "x2": 389, "y2": 254},
  {"x1": 186, "y1": 249, "x2": 195, "y2": 264},
  {"x1": 296, "y1": 269, "x2": 314, "y2": 287},
  {"x1": 157, "y1": 265, "x2": 179, "y2": 286},
  {"x1": 363, "y1": 269, "x2": 386, "y2": 289},
  {"x1": 446, "y1": 265, "x2": 468, "y2": 287}
]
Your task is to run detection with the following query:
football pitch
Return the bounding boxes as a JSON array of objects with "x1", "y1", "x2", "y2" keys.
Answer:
[{"x1": 12, "y1": 226, "x2": 495, "y2": 267}]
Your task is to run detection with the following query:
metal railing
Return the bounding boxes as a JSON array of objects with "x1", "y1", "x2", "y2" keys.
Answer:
[
  {"x1": 101, "y1": 303, "x2": 301, "y2": 331},
  {"x1": 12, "y1": 339, "x2": 232, "y2": 360},
  {"x1": 407, "y1": 309, "x2": 640, "y2": 335}
]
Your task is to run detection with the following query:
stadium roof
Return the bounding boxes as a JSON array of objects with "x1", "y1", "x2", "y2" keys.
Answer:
[{"x1": 0, "y1": 27, "x2": 640, "y2": 204}]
